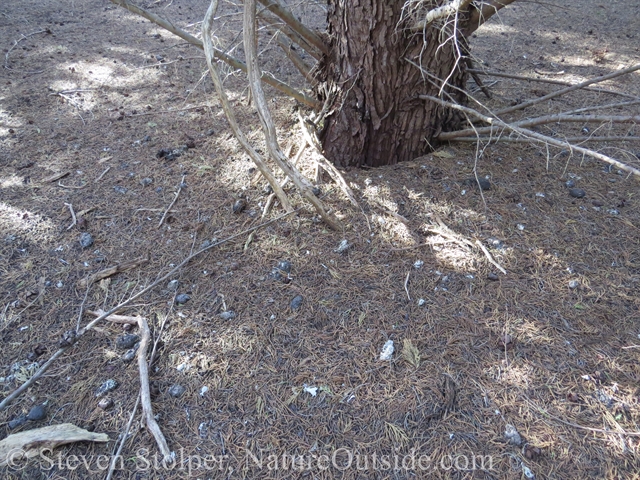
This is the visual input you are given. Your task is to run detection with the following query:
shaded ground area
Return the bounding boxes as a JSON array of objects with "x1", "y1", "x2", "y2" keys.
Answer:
[{"x1": 1, "y1": 1, "x2": 639, "y2": 479}]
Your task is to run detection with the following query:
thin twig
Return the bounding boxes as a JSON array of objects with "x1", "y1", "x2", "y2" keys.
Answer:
[
  {"x1": 105, "y1": 394, "x2": 140, "y2": 480},
  {"x1": 445, "y1": 136, "x2": 640, "y2": 143},
  {"x1": 65, "y1": 203, "x2": 77, "y2": 230},
  {"x1": 404, "y1": 271, "x2": 411, "y2": 301},
  {"x1": 4, "y1": 29, "x2": 48, "y2": 69},
  {"x1": 0, "y1": 210, "x2": 297, "y2": 411},
  {"x1": 158, "y1": 174, "x2": 186, "y2": 227},
  {"x1": 58, "y1": 181, "x2": 87, "y2": 189},
  {"x1": 475, "y1": 240, "x2": 507, "y2": 275},
  {"x1": 94, "y1": 166, "x2": 111, "y2": 183}
]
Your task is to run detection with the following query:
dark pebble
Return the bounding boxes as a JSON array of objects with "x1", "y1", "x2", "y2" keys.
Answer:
[
  {"x1": 175, "y1": 293, "x2": 190, "y2": 304},
  {"x1": 290, "y1": 295, "x2": 304, "y2": 310},
  {"x1": 464, "y1": 177, "x2": 491, "y2": 190},
  {"x1": 592, "y1": 199, "x2": 604, "y2": 207},
  {"x1": 8, "y1": 415, "x2": 28, "y2": 429},
  {"x1": 79, "y1": 232, "x2": 94, "y2": 249},
  {"x1": 96, "y1": 379, "x2": 119, "y2": 397},
  {"x1": 113, "y1": 185, "x2": 127, "y2": 194},
  {"x1": 116, "y1": 334, "x2": 140, "y2": 350},
  {"x1": 565, "y1": 179, "x2": 575, "y2": 188},
  {"x1": 168, "y1": 384, "x2": 186, "y2": 398},
  {"x1": 569, "y1": 188, "x2": 586, "y2": 199},
  {"x1": 270, "y1": 260, "x2": 292, "y2": 282},
  {"x1": 27, "y1": 404, "x2": 47, "y2": 421},
  {"x1": 140, "y1": 177, "x2": 153, "y2": 187},
  {"x1": 232, "y1": 199, "x2": 247, "y2": 214},
  {"x1": 98, "y1": 398, "x2": 113, "y2": 410},
  {"x1": 122, "y1": 346, "x2": 138, "y2": 362},
  {"x1": 312, "y1": 186, "x2": 321, "y2": 196},
  {"x1": 487, "y1": 272, "x2": 499, "y2": 281}
]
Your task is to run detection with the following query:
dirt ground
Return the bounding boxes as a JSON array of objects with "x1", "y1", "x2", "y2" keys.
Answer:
[{"x1": 1, "y1": 1, "x2": 639, "y2": 479}]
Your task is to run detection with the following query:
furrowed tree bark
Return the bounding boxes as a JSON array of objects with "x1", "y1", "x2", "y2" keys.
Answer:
[{"x1": 318, "y1": 0, "x2": 470, "y2": 167}]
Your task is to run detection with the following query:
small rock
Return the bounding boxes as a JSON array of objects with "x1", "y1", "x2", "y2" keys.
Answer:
[
  {"x1": 140, "y1": 177, "x2": 153, "y2": 187},
  {"x1": 79, "y1": 232, "x2": 94, "y2": 249},
  {"x1": 524, "y1": 444, "x2": 542, "y2": 461},
  {"x1": 168, "y1": 384, "x2": 186, "y2": 398},
  {"x1": 379, "y1": 340, "x2": 394, "y2": 361},
  {"x1": 116, "y1": 334, "x2": 140, "y2": 350},
  {"x1": 199, "y1": 386, "x2": 209, "y2": 397},
  {"x1": 500, "y1": 334, "x2": 514, "y2": 349},
  {"x1": 413, "y1": 260, "x2": 424, "y2": 269},
  {"x1": 487, "y1": 272, "x2": 499, "y2": 281},
  {"x1": 167, "y1": 279, "x2": 179, "y2": 291},
  {"x1": 200, "y1": 240, "x2": 211, "y2": 249},
  {"x1": 592, "y1": 199, "x2": 604, "y2": 207},
  {"x1": 464, "y1": 177, "x2": 491, "y2": 190},
  {"x1": 565, "y1": 179, "x2": 575, "y2": 188},
  {"x1": 96, "y1": 379, "x2": 118, "y2": 397},
  {"x1": 334, "y1": 239, "x2": 351, "y2": 254},
  {"x1": 417, "y1": 298, "x2": 426, "y2": 306},
  {"x1": 312, "y1": 186, "x2": 321, "y2": 196},
  {"x1": 270, "y1": 260, "x2": 292, "y2": 282},
  {"x1": 232, "y1": 199, "x2": 247, "y2": 214},
  {"x1": 175, "y1": 293, "x2": 190, "y2": 304},
  {"x1": 569, "y1": 188, "x2": 586, "y2": 199},
  {"x1": 27, "y1": 404, "x2": 47, "y2": 421},
  {"x1": 98, "y1": 398, "x2": 113, "y2": 410},
  {"x1": 219, "y1": 311, "x2": 236, "y2": 320},
  {"x1": 568, "y1": 280, "x2": 579, "y2": 289},
  {"x1": 504, "y1": 424, "x2": 523, "y2": 446},
  {"x1": 113, "y1": 185, "x2": 127, "y2": 194},
  {"x1": 122, "y1": 344, "x2": 139, "y2": 362},
  {"x1": 290, "y1": 295, "x2": 303, "y2": 310},
  {"x1": 8, "y1": 415, "x2": 28, "y2": 429}
]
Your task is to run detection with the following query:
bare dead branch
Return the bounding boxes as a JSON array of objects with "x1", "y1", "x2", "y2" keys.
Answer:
[
  {"x1": 439, "y1": 114, "x2": 640, "y2": 140},
  {"x1": 274, "y1": 32, "x2": 317, "y2": 86},
  {"x1": 297, "y1": 112, "x2": 358, "y2": 206},
  {"x1": 421, "y1": 94, "x2": 640, "y2": 177},
  {"x1": 494, "y1": 63, "x2": 640, "y2": 116},
  {"x1": 243, "y1": 0, "x2": 341, "y2": 230},
  {"x1": 203, "y1": 0, "x2": 293, "y2": 213},
  {"x1": 467, "y1": 68, "x2": 640, "y2": 99},
  {"x1": 446, "y1": 136, "x2": 640, "y2": 143},
  {"x1": 108, "y1": 0, "x2": 319, "y2": 109},
  {"x1": 465, "y1": 0, "x2": 517, "y2": 37},
  {"x1": 256, "y1": 0, "x2": 329, "y2": 56}
]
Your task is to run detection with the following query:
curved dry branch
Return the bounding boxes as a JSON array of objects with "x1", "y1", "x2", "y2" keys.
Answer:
[
  {"x1": 256, "y1": 0, "x2": 329, "y2": 56},
  {"x1": 108, "y1": 0, "x2": 319, "y2": 109},
  {"x1": 244, "y1": 0, "x2": 341, "y2": 230},
  {"x1": 202, "y1": 0, "x2": 293, "y2": 213},
  {"x1": 411, "y1": 0, "x2": 474, "y2": 31},
  {"x1": 445, "y1": 136, "x2": 640, "y2": 144},
  {"x1": 421, "y1": 94, "x2": 640, "y2": 177}
]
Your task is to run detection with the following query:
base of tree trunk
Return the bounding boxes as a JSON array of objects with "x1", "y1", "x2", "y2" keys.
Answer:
[{"x1": 318, "y1": 0, "x2": 469, "y2": 168}]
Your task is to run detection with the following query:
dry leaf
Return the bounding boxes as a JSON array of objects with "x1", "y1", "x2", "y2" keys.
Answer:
[{"x1": 401, "y1": 339, "x2": 420, "y2": 367}]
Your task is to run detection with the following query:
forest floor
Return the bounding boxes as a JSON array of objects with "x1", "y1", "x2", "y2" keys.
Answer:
[{"x1": 1, "y1": 1, "x2": 639, "y2": 479}]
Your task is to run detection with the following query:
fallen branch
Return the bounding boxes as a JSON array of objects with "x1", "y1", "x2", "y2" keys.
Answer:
[
  {"x1": 4, "y1": 29, "x2": 48, "y2": 69},
  {"x1": 0, "y1": 210, "x2": 297, "y2": 411},
  {"x1": 77, "y1": 256, "x2": 150, "y2": 289},
  {"x1": 65, "y1": 203, "x2": 77, "y2": 230},
  {"x1": 158, "y1": 174, "x2": 186, "y2": 227},
  {"x1": 421, "y1": 94, "x2": 640, "y2": 177},
  {"x1": 105, "y1": 395, "x2": 140, "y2": 480},
  {"x1": 475, "y1": 240, "x2": 506, "y2": 275},
  {"x1": 108, "y1": 0, "x2": 319, "y2": 109}
]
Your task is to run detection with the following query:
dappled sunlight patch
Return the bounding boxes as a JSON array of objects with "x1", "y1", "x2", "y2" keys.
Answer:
[{"x1": 0, "y1": 202, "x2": 57, "y2": 242}]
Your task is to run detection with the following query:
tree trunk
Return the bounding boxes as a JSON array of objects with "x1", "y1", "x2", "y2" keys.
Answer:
[{"x1": 318, "y1": 0, "x2": 469, "y2": 168}]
